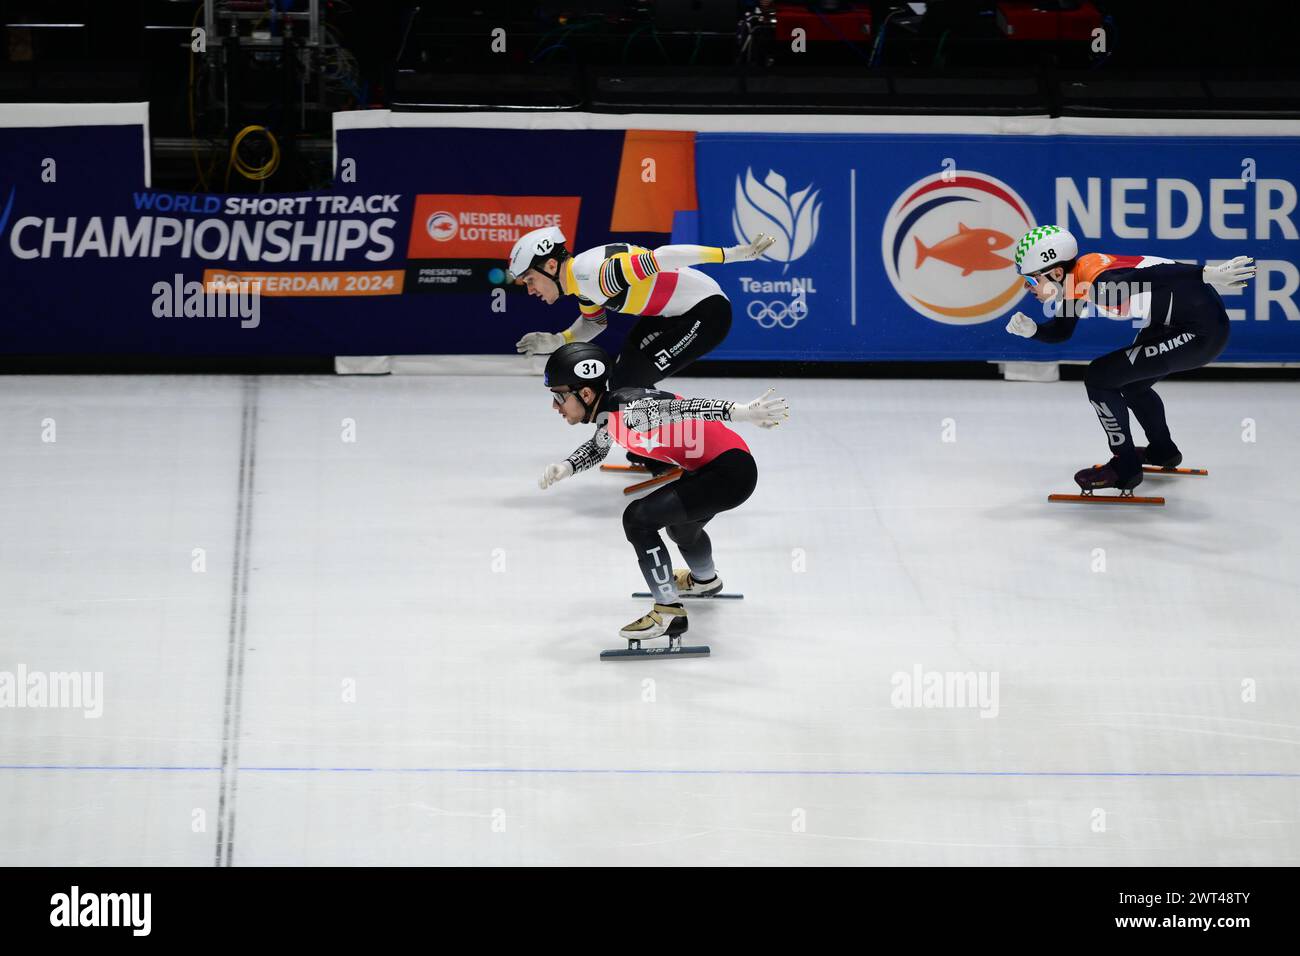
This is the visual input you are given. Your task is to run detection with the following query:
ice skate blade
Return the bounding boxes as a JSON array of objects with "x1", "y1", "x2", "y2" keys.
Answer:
[
  {"x1": 622, "y1": 468, "x2": 682, "y2": 495},
  {"x1": 631, "y1": 591, "x2": 743, "y2": 600},
  {"x1": 600, "y1": 644, "x2": 710, "y2": 660},
  {"x1": 1093, "y1": 464, "x2": 1208, "y2": 476},
  {"x1": 1049, "y1": 491, "x2": 1165, "y2": 506},
  {"x1": 601, "y1": 463, "x2": 649, "y2": 473}
]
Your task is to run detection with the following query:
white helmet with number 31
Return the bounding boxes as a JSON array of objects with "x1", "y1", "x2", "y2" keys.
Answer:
[
  {"x1": 1014, "y1": 225, "x2": 1078, "y2": 276},
  {"x1": 507, "y1": 226, "x2": 568, "y2": 283}
]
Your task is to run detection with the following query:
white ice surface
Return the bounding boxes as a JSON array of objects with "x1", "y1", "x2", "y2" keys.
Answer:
[{"x1": 1, "y1": 372, "x2": 1297, "y2": 865}]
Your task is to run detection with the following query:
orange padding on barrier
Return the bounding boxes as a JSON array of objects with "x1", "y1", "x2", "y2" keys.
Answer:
[{"x1": 610, "y1": 130, "x2": 697, "y2": 234}]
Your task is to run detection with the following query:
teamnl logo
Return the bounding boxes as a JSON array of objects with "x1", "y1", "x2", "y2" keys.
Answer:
[
  {"x1": 733, "y1": 166, "x2": 820, "y2": 330},
  {"x1": 882, "y1": 170, "x2": 1035, "y2": 325}
]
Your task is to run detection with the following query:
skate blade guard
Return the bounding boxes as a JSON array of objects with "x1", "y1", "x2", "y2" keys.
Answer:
[
  {"x1": 631, "y1": 591, "x2": 743, "y2": 600},
  {"x1": 600, "y1": 463, "x2": 649, "y2": 473},
  {"x1": 621, "y1": 468, "x2": 683, "y2": 495},
  {"x1": 1092, "y1": 464, "x2": 1208, "y2": 477},
  {"x1": 1049, "y1": 490, "x2": 1165, "y2": 506}
]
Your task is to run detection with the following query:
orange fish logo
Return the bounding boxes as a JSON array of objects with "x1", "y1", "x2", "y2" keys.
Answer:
[
  {"x1": 882, "y1": 170, "x2": 1036, "y2": 325},
  {"x1": 426, "y1": 210, "x2": 458, "y2": 242},
  {"x1": 914, "y1": 223, "x2": 1014, "y2": 276}
]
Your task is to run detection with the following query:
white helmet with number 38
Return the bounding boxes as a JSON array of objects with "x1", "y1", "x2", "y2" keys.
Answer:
[
  {"x1": 1014, "y1": 224, "x2": 1078, "y2": 275},
  {"x1": 507, "y1": 226, "x2": 568, "y2": 283}
]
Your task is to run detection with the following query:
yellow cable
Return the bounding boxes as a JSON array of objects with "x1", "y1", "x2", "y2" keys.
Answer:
[{"x1": 224, "y1": 124, "x2": 281, "y2": 191}]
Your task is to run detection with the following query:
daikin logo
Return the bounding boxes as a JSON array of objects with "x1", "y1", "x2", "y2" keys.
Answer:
[{"x1": 732, "y1": 167, "x2": 821, "y2": 274}]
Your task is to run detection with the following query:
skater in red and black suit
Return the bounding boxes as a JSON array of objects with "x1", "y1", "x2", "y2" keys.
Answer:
[
  {"x1": 507, "y1": 226, "x2": 777, "y2": 476},
  {"x1": 537, "y1": 341, "x2": 789, "y2": 647},
  {"x1": 1005, "y1": 225, "x2": 1256, "y2": 493}
]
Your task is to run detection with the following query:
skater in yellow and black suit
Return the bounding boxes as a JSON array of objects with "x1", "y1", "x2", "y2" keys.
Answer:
[{"x1": 506, "y1": 226, "x2": 776, "y2": 473}]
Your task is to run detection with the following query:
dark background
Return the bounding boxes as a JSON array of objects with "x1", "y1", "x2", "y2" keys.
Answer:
[{"x1": 2, "y1": 1, "x2": 1295, "y2": 193}]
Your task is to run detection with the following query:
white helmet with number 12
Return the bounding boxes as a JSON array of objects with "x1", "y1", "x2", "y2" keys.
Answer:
[{"x1": 507, "y1": 226, "x2": 568, "y2": 283}]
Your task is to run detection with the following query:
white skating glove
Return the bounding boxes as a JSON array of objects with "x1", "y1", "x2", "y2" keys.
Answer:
[
  {"x1": 1005, "y1": 311, "x2": 1038, "y2": 338},
  {"x1": 1203, "y1": 256, "x2": 1255, "y2": 289},
  {"x1": 516, "y1": 331, "x2": 566, "y2": 356},
  {"x1": 730, "y1": 387, "x2": 790, "y2": 427},
  {"x1": 722, "y1": 233, "x2": 776, "y2": 263},
  {"x1": 538, "y1": 461, "x2": 573, "y2": 490}
]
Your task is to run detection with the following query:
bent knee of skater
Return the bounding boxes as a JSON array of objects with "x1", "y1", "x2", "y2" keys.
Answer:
[
  {"x1": 622, "y1": 501, "x2": 652, "y2": 538},
  {"x1": 1084, "y1": 362, "x2": 1121, "y2": 390},
  {"x1": 665, "y1": 523, "x2": 700, "y2": 547}
]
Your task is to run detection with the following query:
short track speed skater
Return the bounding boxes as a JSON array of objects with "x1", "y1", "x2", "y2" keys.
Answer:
[
  {"x1": 535, "y1": 343, "x2": 788, "y2": 659},
  {"x1": 1008, "y1": 226, "x2": 1247, "y2": 510}
]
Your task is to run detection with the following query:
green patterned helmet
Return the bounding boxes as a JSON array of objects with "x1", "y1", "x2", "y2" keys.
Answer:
[{"x1": 1014, "y1": 225, "x2": 1078, "y2": 275}]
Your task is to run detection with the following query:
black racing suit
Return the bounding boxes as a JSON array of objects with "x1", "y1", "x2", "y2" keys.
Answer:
[
  {"x1": 1032, "y1": 262, "x2": 1230, "y2": 475},
  {"x1": 605, "y1": 294, "x2": 733, "y2": 473},
  {"x1": 609, "y1": 295, "x2": 733, "y2": 390},
  {"x1": 564, "y1": 386, "x2": 758, "y2": 605}
]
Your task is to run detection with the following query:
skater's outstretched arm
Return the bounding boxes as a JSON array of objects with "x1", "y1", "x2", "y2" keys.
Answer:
[
  {"x1": 539, "y1": 424, "x2": 614, "y2": 490},
  {"x1": 1203, "y1": 255, "x2": 1255, "y2": 289},
  {"x1": 592, "y1": 236, "x2": 777, "y2": 303},
  {"x1": 1031, "y1": 310, "x2": 1081, "y2": 343},
  {"x1": 619, "y1": 396, "x2": 733, "y2": 432},
  {"x1": 564, "y1": 424, "x2": 614, "y2": 474},
  {"x1": 1006, "y1": 305, "x2": 1081, "y2": 343},
  {"x1": 652, "y1": 234, "x2": 776, "y2": 268},
  {"x1": 559, "y1": 308, "x2": 608, "y2": 344},
  {"x1": 515, "y1": 301, "x2": 608, "y2": 356},
  {"x1": 618, "y1": 388, "x2": 790, "y2": 430}
]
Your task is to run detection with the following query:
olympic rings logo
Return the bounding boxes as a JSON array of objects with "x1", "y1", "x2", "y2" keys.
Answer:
[{"x1": 747, "y1": 297, "x2": 809, "y2": 329}]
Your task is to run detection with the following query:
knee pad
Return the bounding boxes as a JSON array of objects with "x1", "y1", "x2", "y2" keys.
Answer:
[
  {"x1": 665, "y1": 522, "x2": 702, "y2": 548},
  {"x1": 622, "y1": 500, "x2": 651, "y2": 540},
  {"x1": 1084, "y1": 360, "x2": 1122, "y2": 392}
]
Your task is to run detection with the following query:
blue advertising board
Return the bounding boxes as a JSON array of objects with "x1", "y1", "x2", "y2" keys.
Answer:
[
  {"x1": 694, "y1": 131, "x2": 1300, "y2": 362},
  {"x1": 3, "y1": 107, "x2": 1298, "y2": 363}
]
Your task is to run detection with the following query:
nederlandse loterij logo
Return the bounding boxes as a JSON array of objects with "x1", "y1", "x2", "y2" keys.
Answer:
[
  {"x1": 425, "y1": 210, "x2": 457, "y2": 241},
  {"x1": 881, "y1": 170, "x2": 1034, "y2": 325},
  {"x1": 732, "y1": 167, "x2": 821, "y2": 274}
]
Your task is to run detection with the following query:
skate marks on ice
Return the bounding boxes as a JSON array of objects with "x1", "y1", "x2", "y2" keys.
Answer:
[{"x1": 3, "y1": 374, "x2": 1299, "y2": 864}]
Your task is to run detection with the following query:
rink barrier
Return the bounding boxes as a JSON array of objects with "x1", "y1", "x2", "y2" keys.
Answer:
[
  {"x1": 336, "y1": 110, "x2": 1300, "y2": 365},
  {"x1": 2, "y1": 104, "x2": 1298, "y2": 363}
]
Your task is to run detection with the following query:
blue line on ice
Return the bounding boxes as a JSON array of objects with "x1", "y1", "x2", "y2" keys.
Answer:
[{"x1": 1, "y1": 765, "x2": 1298, "y2": 777}]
